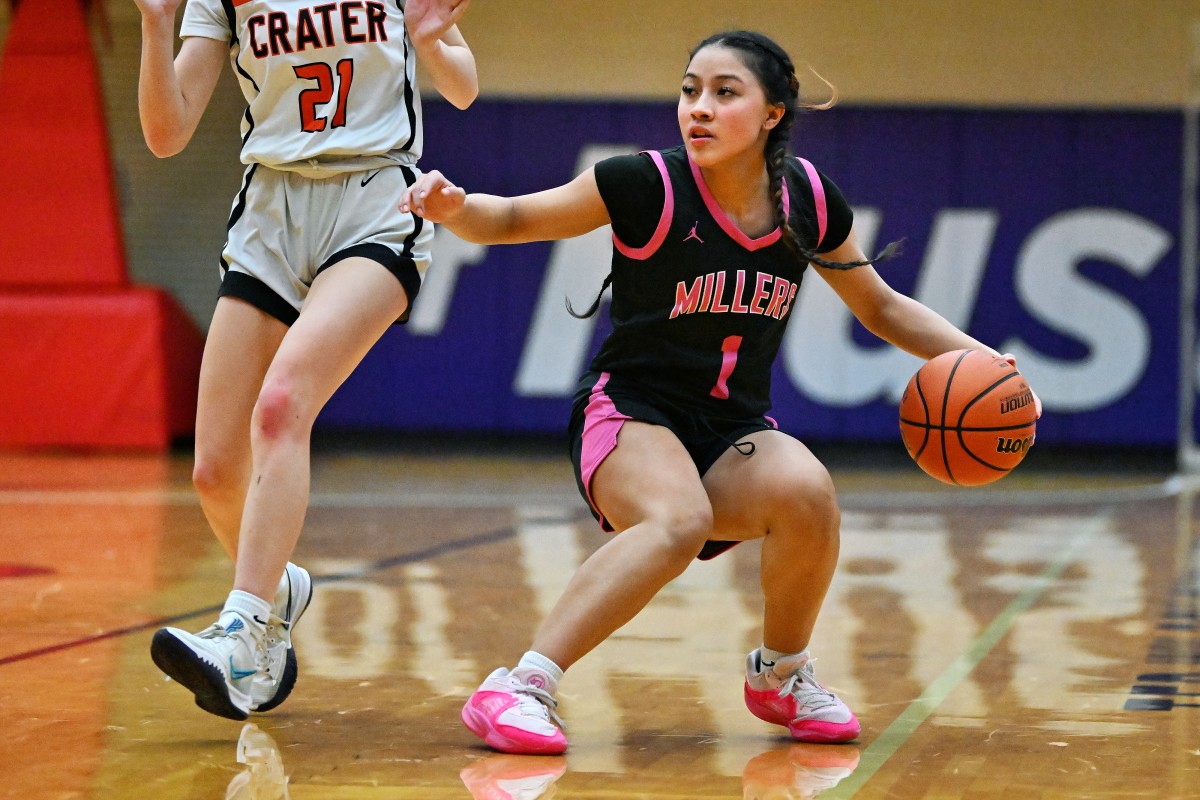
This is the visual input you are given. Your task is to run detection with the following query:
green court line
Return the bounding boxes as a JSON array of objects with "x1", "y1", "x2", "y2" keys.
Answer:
[{"x1": 821, "y1": 528, "x2": 1096, "y2": 798}]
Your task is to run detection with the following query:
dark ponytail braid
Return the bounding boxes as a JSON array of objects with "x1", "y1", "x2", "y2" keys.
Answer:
[
  {"x1": 707, "y1": 30, "x2": 900, "y2": 271},
  {"x1": 566, "y1": 272, "x2": 613, "y2": 319}
]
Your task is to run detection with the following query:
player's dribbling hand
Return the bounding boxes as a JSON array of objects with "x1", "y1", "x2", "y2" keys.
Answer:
[
  {"x1": 1001, "y1": 352, "x2": 1043, "y2": 418},
  {"x1": 400, "y1": 170, "x2": 466, "y2": 222}
]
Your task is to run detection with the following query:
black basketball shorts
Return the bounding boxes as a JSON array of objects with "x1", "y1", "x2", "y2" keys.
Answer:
[{"x1": 567, "y1": 370, "x2": 775, "y2": 560}]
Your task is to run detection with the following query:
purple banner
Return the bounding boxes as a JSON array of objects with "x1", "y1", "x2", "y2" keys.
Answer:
[{"x1": 319, "y1": 101, "x2": 1181, "y2": 447}]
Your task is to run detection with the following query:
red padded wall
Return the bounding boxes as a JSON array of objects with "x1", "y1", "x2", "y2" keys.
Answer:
[
  {"x1": 0, "y1": 0, "x2": 126, "y2": 287},
  {"x1": 0, "y1": 289, "x2": 204, "y2": 449},
  {"x1": 0, "y1": 0, "x2": 205, "y2": 449}
]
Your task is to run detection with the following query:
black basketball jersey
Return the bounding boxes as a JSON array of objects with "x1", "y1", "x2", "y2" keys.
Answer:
[{"x1": 589, "y1": 145, "x2": 854, "y2": 420}]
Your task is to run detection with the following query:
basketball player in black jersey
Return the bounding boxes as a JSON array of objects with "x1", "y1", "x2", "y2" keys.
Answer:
[{"x1": 402, "y1": 30, "x2": 1037, "y2": 755}]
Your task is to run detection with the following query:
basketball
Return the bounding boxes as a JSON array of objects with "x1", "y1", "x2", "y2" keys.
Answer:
[{"x1": 898, "y1": 349, "x2": 1038, "y2": 486}]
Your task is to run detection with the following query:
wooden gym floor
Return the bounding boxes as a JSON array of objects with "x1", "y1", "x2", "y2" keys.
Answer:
[{"x1": 1, "y1": 439, "x2": 1197, "y2": 799}]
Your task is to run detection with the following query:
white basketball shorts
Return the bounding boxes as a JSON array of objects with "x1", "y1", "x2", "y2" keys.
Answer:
[{"x1": 217, "y1": 162, "x2": 433, "y2": 325}]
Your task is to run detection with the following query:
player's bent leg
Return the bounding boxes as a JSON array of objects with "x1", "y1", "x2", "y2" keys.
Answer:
[
  {"x1": 222, "y1": 259, "x2": 408, "y2": 713},
  {"x1": 192, "y1": 297, "x2": 288, "y2": 558},
  {"x1": 154, "y1": 300, "x2": 293, "y2": 718},
  {"x1": 530, "y1": 421, "x2": 715, "y2": 670},
  {"x1": 233, "y1": 257, "x2": 407, "y2": 602},
  {"x1": 704, "y1": 431, "x2": 857, "y2": 742},
  {"x1": 706, "y1": 430, "x2": 841, "y2": 652},
  {"x1": 460, "y1": 423, "x2": 714, "y2": 751}
]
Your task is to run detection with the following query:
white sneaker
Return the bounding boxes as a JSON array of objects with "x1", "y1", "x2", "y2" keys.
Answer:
[
  {"x1": 252, "y1": 563, "x2": 313, "y2": 713},
  {"x1": 151, "y1": 613, "x2": 265, "y2": 720}
]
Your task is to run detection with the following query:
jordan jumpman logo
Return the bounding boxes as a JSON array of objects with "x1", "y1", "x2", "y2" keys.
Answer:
[{"x1": 684, "y1": 221, "x2": 703, "y2": 243}]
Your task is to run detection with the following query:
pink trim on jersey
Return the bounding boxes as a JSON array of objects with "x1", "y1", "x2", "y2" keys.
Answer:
[
  {"x1": 797, "y1": 157, "x2": 827, "y2": 247},
  {"x1": 612, "y1": 151, "x2": 675, "y2": 260},
  {"x1": 687, "y1": 154, "x2": 789, "y2": 251},
  {"x1": 579, "y1": 373, "x2": 631, "y2": 532}
]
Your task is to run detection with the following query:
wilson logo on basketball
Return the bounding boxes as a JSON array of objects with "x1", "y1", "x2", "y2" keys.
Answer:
[
  {"x1": 999, "y1": 390, "x2": 1034, "y2": 414},
  {"x1": 996, "y1": 435, "x2": 1035, "y2": 454}
]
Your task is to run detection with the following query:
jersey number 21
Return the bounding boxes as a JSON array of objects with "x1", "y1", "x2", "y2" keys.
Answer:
[{"x1": 294, "y1": 59, "x2": 354, "y2": 132}]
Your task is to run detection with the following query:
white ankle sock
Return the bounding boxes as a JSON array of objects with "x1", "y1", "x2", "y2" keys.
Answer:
[
  {"x1": 516, "y1": 651, "x2": 564, "y2": 693},
  {"x1": 221, "y1": 589, "x2": 272, "y2": 633},
  {"x1": 759, "y1": 645, "x2": 807, "y2": 671}
]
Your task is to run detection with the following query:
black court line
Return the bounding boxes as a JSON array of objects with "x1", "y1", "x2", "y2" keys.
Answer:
[{"x1": 0, "y1": 525, "x2": 519, "y2": 668}]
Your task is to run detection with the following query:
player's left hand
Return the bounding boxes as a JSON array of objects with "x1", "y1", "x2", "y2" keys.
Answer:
[
  {"x1": 399, "y1": 169, "x2": 466, "y2": 222},
  {"x1": 1001, "y1": 353, "x2": 1043, "y2": 418}
]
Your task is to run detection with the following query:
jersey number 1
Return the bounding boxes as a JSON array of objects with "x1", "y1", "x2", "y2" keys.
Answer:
[
  {"x1": 294, "y1": 59, "x2": 354, "y2": 133},
  {"x1": 710, "y1": 335, "x2": 743, "y2": 400}
]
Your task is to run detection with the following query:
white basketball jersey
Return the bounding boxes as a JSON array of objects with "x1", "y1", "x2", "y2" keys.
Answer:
[{"x1": 181, "y1": 0, "x2": 422, "y2": 172}]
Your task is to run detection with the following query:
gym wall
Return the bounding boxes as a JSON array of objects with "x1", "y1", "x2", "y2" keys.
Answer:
[{"x1": 0, "y1": 1, "x2": 1190, "y2": 447}]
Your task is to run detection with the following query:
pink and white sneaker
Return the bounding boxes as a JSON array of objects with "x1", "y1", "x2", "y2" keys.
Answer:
[
  {"x1": 462, "y1": 667, "x2": 568, "y2": 755},
  {"x1": 743, "y1": 649, "x2": 860, "y2": 743}
]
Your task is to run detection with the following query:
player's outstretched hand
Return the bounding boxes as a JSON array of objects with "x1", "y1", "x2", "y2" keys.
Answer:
[
  {"x1": 400, "y1": 170, "x2": 466, "y2": 222},
  {"x1": 403, "y1": 0, "x2": 470, "y2": 48},
  {"x1": 1001, "y1": 352, "x2": 1043, "y2": 418}
]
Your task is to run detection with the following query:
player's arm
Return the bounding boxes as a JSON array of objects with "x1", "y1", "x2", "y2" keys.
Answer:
[
  {"x1": 400, "y1": 168, "x2": 612, "y2": 244},
  {"x1": 405, "y1": 0, "x2": 478, "y2": 109},
  {"x1": 814, "y1": 227, "x2": 1000, "y2": 361},
  {"x1": 136, "y1": 1, "x2": 226, "y2": 158}
]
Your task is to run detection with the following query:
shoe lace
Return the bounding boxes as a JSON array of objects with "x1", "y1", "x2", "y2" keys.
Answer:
[
  {"x1": 513, "y1": 682, "x2": 567, "y2": 731},
  {"x1": 262, "y1": 616, "x2": 285, "y2": 648},
  {"x1": 259, "y1": 620, "x2": 285, "y2": 678},
  {"x1": 196, "y1": 622, "x2": 227, "y2": 639},
  {"x1": 776, "y1": 657, "x2": 839, "y2": 713},
  {"x1": 196, "y1": 621, "x2": 271, "y2": 675}
]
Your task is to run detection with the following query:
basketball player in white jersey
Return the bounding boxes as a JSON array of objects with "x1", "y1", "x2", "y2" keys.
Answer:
[{"x1": 135, "y1": 0, "x2": 477, "y2": 720}]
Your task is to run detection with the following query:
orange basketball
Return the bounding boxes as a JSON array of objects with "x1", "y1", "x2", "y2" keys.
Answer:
[{"x1": 898, "y1": 349, "x2": 1038, "y2": 486}]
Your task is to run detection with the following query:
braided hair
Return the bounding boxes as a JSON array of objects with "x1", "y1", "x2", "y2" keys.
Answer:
[{"x1": 695, "y1": 30, "x2": 899, "y2": 271}]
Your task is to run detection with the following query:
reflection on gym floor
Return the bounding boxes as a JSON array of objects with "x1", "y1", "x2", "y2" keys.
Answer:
[{"x1": 0, "y1": 446, "x2": 1196, "y2": 799}]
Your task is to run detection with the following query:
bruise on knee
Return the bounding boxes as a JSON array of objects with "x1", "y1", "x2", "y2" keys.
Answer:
[{"x1": 253, "y1": 379, "x2": 304, "y2": 442}]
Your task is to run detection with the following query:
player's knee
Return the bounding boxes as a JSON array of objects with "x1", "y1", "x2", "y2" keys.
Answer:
[
  {"x1": 253, "y1": 377, "x2": 312, "y2": 444},
  {"x1": 775, "y1": 469, "x2": 840, "y2": 540},
  {"x1": 658, "y1": 504, "x2": 715, "y2": 561},
  {"x1": 192, "y1": 454, "x2": 239, "y2": 500}
]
